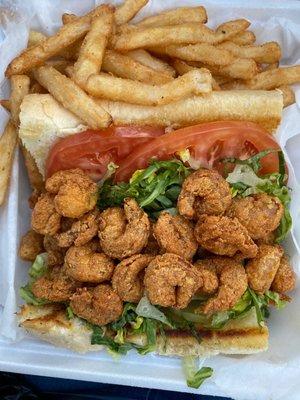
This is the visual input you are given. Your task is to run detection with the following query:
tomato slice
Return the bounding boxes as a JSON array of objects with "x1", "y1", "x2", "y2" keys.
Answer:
[
  {"x1": 115, "y1": 121, "x2": 281, "y2": 182},
  {"x1": 46, "y1": 126, "x2": 165, "y2": 180}
]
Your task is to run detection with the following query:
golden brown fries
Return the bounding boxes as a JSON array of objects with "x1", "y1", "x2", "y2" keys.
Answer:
[
  {"x1": 134, "y1": 6, "x2": 207, "y2": 28},
  {"x1": 278, "y1": 85, "x2": 295, "y2": 107},
  {"x1": 230, "y1": 31, "x2": 256, "y2": 46},
  {"x1": 113, "y1": 19, "x2": 250, "y2": 51},
  {"x1": 73, "y1": 8, "x2": 114, "y2": 87},
  {"x1": 217, "y1": 41, "x2": 281, "y2": 64},
  {"x1": 0, "y1": 100, "x2": 11, "y2": 112},
  {"x1": 0, "y1": 121, "x2": 18, "y2": 205},
  {"x1": 6, "y1": 4, "x2": 113, "y2": 76},
  {"x1": 97, "y1": 90, "x2": 282, "y2": 132},
  {"x1": 115, "y1": 0, "x2": 148, "y2": 25},
  {"x1": 126, "y1": 49, "x2": 176, "y2": 77},
  {"x1": 247, "y1": 66, "x2": 300, "y2": 90},
  {"x1": 10, "y1": 75, "x2": 30, "y2": 127},
  {"x1": 20, "y1": 145, "x2": 44, "y2": 191},
  {"x1": 86, "y1": 69, "x2": 212, "y2": 106},
  {"x1": 34, "y1": 66, "x2": 112, "y2": 129},
  {"x1": 102, "y1": 50, "x2": 173, "y2": 84},
  {"x1": 199, "y1": 58, "x2": 258, "y2": 80}
]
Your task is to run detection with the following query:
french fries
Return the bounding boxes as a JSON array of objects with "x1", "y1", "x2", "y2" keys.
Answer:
[
  {"x1": 112, "y1": 19, "x2": 250, "y2": 51},
  {"x1": 217, "y1": 41, "x2": 281, "y2": 64},
  {"x1": 198, "y1": 58, "x2": 258, "y2": 80},
  {"x1": 134, "y1": 6, "x2": 207, "y2": 28},
  {"x1": 10, "y1": 75, "x2": 30, "y2": 127},
  {"x1": 0, "y1": 121, "x2": 18, "y2": 205},
  {"x1": 115, "y1": 0, "x2": 148, "y2": 25},
  {"x1": 247, "y1": 66, "x2": 300, "y2": 90},
  {"x1": 34, "y1": 66, "x2": 112, "y2": 129},
  {"x1": 102, "y1": 50, "x2": 173, "y2": 84},
  {"x1": 230, "y1": 31, "x2": 256, "y2": 46},
  {"x1": 6, "y1": 4, "x2": 113, "y2": 76},
  {"x1": 126, "y1": 49, "x2": 176, "y2": 77},
  {"x1": 73, "y1": 8, "x2": 114, "y2": 87},
  {"x1": 86, "y1": 69, "x2": 212, "y2": 106}
]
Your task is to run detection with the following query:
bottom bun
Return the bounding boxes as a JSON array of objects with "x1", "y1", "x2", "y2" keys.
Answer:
[{"x1": 18, "y1": 304, "x2": 268, "y2": 356}]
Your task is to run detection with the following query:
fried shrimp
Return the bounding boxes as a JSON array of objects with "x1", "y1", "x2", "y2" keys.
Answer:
[
  {"x1": 99, "y1": 198, "x2": 150, "y2": 259},
  {"x1": 144, "y1": 253, "x2": 199, "y2": 309},
  {"x1": 31, "y1": 266, "x2": 81, "y2": 302},
  {"x1": 31, "y1": 193, "x2": 61, "y2": 235},
  {"x1": 55, "y1": 210, "x2": 99, "y2": 248},
  {"x1": 19, "y1": 230, "x2": 44, "y2": 261},
  {"x1": 112, "y1": 254, "x2": 154, "y2": 302},
  {"x1": 153, "y1": 212, "x2": 198, "y2": 260},
  {"x1": 246, "y1": 244, "x2": 283, "y2": 294},
  {"x1": 194, "y1": 215, "x2": 258, "y2": 258},
  {"x1": 199, "y1": 257, "x2": 248, "y2": 314},
  {"x1": 227, "y1": 193, "x2": 284, "y2": 240},
  {"x1": 271, "y1": 255, "x2": 296, "y2": 293},
  {"x1": 177, "y1": 169, "x2": 232, "y2": 219},
  {"x1": 194, "y1": 259, "x2": 219, "y2": 295},
  {"x1": 43, "y1": 235, "x2": 66, "y2": 266},
  {"x1": 45, "y1": 169, "x2": 98, "y2": 218},
  {"x1": 65, "y1": 244, "x2": 115, "y2": 283},
  {"x1": 70, "y1": 284, "x2": 123, "y2": 326}
]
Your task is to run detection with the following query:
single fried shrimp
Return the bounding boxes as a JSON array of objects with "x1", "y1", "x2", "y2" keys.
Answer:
[
  {"x1": 153, "y1": 212, "x2": 198, "y2": 260},
  {"x1": 144, "y1": 253, "x2": 199, "y2": 309},
  {"x1": 199, "y1": 257, "x2": 248, "y2": 314},
  {"x1": 31, "y1": 265, "x2": 81, "y2": 302},
  {"x1": 194, "y1": 259, "x2": 219, "y2": 295},
  {"x1": 99, "y1": 198, "x2": 150, "y2": 259},
  {"x1": 194, "y1": 215, "x2": 258, "y2": 259},
  {"x1": 227, "y1": 193, "x2": 284, "y2": 240},
  {"x1": 177, "y1": 169, "x2": 232, "y2": 219},
  {"x1": 246, "y1": 244, "x2": 283, "y2": 294},
  {"x1": 112, "y1": 254, "x2": 154, "y2": 303},
  {"x1": 65, "y1": 243, "x2": 115, "y2": 283},
  {"x1": 70, "y1": 284, "x2": 123, "y2": 326},
  {"x1": 43, "y1": 235, "x2": 66, "y2": 266},
  {"x1": 55, "y1": 210, "x2": 99, "y2": 248},
  {"x1": 271, "y1": 255, "x2": 296, "y2": 293},
  {"x1": 31, "y1": 193, "x2": 61, "y2": 236},
  {"x1": 19, "y1": 230, "x2": 44, "y2": 261},
  {"x1": 46, "y1": 169, "x2": 98, "y2": 218}
]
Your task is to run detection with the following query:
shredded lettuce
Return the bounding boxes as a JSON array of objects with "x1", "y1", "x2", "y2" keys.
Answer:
[
  {"x1": 98, "y1": 159, "x2": 191, "y2": 218},
  {"x1": 136, "y1": 296, "x2": 172, "y2": 327},
  {"x1": 182, "y1": 356, "x2": 213, "y2": 389},
  {"x1": 225, "y1": 150, "x2": 291, "y2": 242},
  {"x1": 28, "y1": 253, "x2": 48, "y2": 279}
]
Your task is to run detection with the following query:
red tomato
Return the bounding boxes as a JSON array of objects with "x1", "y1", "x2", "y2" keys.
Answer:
[
  {"x1": 46, "y1": 126, "x2": 164, "y2": 180},
  {"x1": 115, "y1": 121, "x2": 281, "y2": 182}
]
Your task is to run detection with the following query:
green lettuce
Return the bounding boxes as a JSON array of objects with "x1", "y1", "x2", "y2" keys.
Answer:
[{"x1": 182, "y1": 356, "x2": 213, "y2": 389}]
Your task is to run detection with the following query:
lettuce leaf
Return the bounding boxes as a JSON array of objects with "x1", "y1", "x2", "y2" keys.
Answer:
[{"x1": 182, "y1": 356, "x2": 213, "y2": 389}]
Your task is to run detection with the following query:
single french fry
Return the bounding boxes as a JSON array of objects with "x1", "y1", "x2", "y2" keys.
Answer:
[
  {"x1": 277, "y1": 85, "x2": 295, "y2": 108},
  {"x1": 20, "y1": 145, "x2": 44, "y2": 191},
  {"x1": 102, "y1": 50, "x2": 173, "y2": 84},
  {"x1": 0, "y1": 99, "x2": 11, "y2": 112},
  {"x1": 34, "y1": 66, "x2": 112, "y2": 129},
  {"x1": 198, "y1": 58, "x2": 258, "y2": 80},
  {"x1": 112, "y1": 19, "x2": 250, "y2": 51},
  {"x1": 126, "y1": 49, "x2": 176, "y2": 77},
  {"x1": 73, "y1": 9, "x2": 114, "y2": 87},
  {"x1": 96, "y1": 89, "x2": 283, "y2": 133},
  {"x1": 171, "y1": 59, "x2": 221, "y2": 90},
  {"x1": 217, "y1": 41, "x2": 281, "y2": 64},
  {"x1": 6, "y1": 4, "x2": 113, "y2": 76},
  {"x1": 150, "y1": 43, "x2": 235, "y2": 66},
  {"x1": 246, "y1": 66, "x2": 300, "y2": 90},
  {"x1": 0, "y1": 121, "x2": 18, "y2": 206},
  {"x1": 10, "y1": 75, "x2": 30, "y2": 126},
  {"x1": 115, "y1": 0, "x2": 149, "y2": 25},
  {"x1": 135, "y1": 6, "x2": 207, "y2": 28},
  {"x1": 86, "y1": 69, "x2": 212, "y2": 106},
  {"x1": 230, "y1": 31, "x2": 256, "y2": 46}
]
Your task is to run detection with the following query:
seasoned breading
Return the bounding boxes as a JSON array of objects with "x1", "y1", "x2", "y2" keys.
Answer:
[
  {"x1": 31, "y1": 193, "x2": 61, "y2": 236},
  {"x1": 194, "y1": 259, "x2": 219, "y2": 295},
  {"x1": 194, "y1": 215, "x2": 258, "y2": 258},
  {"x1": 70, "y1": 284, "x2": 123, "y2": 326},
  {"x1": 271, "y1": 255, "x2": 296, "y2": 293},
  {"x1": 153, "y1": 212, "x2": 198, "y2": 260},
  {"x1": 227, "y1": 193, "x2": 283, "y2": 240},
  {"x1": 19, "y1": 230, "x2": 44, "y2": 261},
  {"x1": 46, "y1": 168, "x2": 98, "y2": 218},
  {"x1": 43, "y1": 235, "x2": 66, "y2": 266},
  {"x1": 178, "y1": 169, "x2": 232, "y2": 219}
]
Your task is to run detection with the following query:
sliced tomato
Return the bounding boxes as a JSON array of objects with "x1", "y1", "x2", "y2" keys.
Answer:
[
  {"x1": 115, "y1": 121, "x2": 281, "y2": 182},
  {"x1": 46, "y1": 126, "x2": 164, "y2": 180}
]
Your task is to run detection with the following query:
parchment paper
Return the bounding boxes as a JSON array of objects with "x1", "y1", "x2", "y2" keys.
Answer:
[{"x1": 1, "y1": 1, "x2": 300, "y2": 399}]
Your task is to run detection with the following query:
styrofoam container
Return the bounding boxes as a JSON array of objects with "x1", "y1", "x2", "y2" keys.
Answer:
[{"x1": 1, "y1": 1, "x2": 300, "y2": 399}]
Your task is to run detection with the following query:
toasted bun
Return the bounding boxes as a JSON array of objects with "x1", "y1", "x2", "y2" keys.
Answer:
[
  {"x1": 18, "y1": 304, "x2": 268, "y2": 356},
  {"x1": 19, "y1": 94, "x2": 87, "y2": 178}
]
